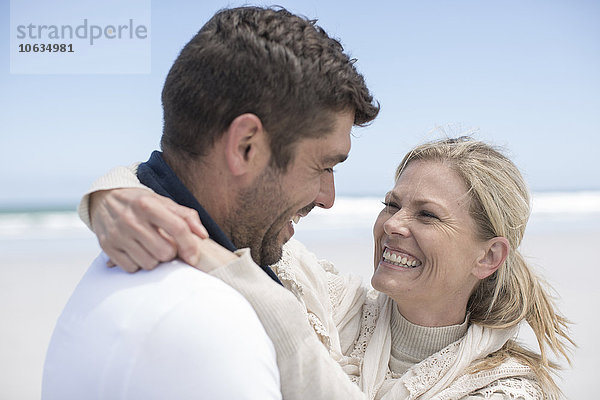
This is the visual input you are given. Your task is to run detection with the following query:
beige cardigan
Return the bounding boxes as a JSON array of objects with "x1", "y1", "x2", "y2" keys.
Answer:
[
  {"x1": 262, "y1": 239, "x2": 542, "y2": 400},
  {"x1": 79, "y1": 165, "x2": 544, "y2": 400}
]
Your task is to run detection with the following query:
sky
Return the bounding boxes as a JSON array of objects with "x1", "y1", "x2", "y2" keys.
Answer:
[{"x1": 1, "y1": 0, "x2": 599, "y2": 208}]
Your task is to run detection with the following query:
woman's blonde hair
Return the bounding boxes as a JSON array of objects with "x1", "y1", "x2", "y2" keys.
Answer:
[{"x1": 396, "y1": 137, "x2": 574, "y2": 397}]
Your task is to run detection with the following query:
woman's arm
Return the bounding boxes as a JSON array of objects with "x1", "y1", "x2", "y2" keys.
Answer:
[
  {"x1": 78, "y1": 163, "x2": 148, "y2": 229},
  {"x1": 80, "y1": 164, "x2": 207, "y2": 272},
  {"x1": 196, "y1": 244, "x2": 368, "y2": 400}
]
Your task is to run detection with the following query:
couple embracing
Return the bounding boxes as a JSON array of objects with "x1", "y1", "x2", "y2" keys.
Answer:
[{"x1": 43, "y1": 6, "x2": 572, "y2": 400}]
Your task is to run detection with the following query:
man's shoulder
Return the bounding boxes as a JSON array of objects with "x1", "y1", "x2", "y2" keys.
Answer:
[
  {"x1": 43, "y1": 253, "x2": 281, "y2": 399},
  {"x1": 84, "y1": 252, "x2": 239, "y2": 294},
  {"x1": 54, "y1": 252, "x2": 265, "y2": 340},
  {"x1": 53, "y1": 253, "x2": 249, "y2": 329}
]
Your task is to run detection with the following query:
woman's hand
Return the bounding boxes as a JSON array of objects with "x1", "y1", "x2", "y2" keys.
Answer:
[{"x1": 89, "y1": 188, "x2": 209, "y2": 272}]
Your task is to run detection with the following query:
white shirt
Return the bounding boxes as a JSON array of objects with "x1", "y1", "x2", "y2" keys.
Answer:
[{"x1": 42, "y1": 253, "x2": 281, "y2": 400}]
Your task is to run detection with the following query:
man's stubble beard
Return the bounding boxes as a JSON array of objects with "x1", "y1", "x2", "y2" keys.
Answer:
[{"x1": 226, "y1": 166, "x2": 287, "y2": 267}]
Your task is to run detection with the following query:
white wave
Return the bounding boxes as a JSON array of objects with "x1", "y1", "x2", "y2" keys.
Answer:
[
  {"x1": 0, "y1": 211, "x2": 90, "y2": 240},
  {"x1": 531, "y1": 191, "x2": 600, "y2": 214},
  {"x1": 1, "y1": 191, "x2": 599, "y2": 240},
  {"x1": 298, "y1": 192, "x2": 600, "y2": 234}
]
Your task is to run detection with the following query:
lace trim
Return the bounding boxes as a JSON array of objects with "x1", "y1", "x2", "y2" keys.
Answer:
[
  {"x1": 403, "y1": 341, "x2": 462, "y2": 397},
  {"x1": 349, "y1": 291, "x2": 381, "y2": 360},
  {"x1": 308, "y1": 311, "x2": 331, "y2": 349},
  {"x1": 432, "y1": 359, "x2": 540, "y2": 400},
  {"x1": 384, "y1": 357, "x2": 540, "y2": 400},
  {"x1": 318, "y1": 258, "x2": 338, "y2": 274},
  {"x1": 327, "y1": 273, "x2": 345, "y2": 311},
  {"x1": 466, "y1": 377, "x2": 544, "y2": 400},
  {"x1": 272, "y1": 248, "x2": 304, "y2": 301},
  {"x1": 272, "y1": 248, "x2": 332, "y2": 350}
]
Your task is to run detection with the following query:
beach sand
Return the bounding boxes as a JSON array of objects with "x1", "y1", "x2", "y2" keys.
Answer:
[
  {"x1": 1, "y1": 224, "x2": 597, "y2": 399},
  {"x1": 0, "y1": 235, "x2": 98, "y2": 399}
]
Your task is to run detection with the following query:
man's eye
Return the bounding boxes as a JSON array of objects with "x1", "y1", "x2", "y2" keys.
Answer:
[{"x1": 324, "y1": 168, "x2": 334, "y2": 173}]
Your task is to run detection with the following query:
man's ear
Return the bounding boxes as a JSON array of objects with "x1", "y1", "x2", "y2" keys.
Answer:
[
  {"x1": 473, "y1": 237, "x2": 510, "y2": 280},
  {"x1": 223, "y1": 113, "x2": 269, "y2": 176}
]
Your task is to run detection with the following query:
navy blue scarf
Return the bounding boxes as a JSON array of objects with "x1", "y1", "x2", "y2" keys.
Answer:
[{"x1": 137, "y1": 151, "x2": 282, "y2": 285}]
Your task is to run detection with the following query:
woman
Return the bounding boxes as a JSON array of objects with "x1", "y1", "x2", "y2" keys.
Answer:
[{"x1": 81, "y1": 138, "x2": 573, "y2": 399}]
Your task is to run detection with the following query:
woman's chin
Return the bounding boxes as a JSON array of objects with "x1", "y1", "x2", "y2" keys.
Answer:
[{"x1": 371, "y1": 267, "x2": 400, "y2": 296}]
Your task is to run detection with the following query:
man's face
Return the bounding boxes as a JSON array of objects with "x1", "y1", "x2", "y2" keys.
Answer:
[{"x1": 230, "y1": 111, "x2": 354, "y2": 266}]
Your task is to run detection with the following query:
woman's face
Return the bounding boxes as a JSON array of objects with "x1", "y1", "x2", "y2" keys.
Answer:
[{"x1": 371, "y1": 160, "x2": 486, "y2": 326}]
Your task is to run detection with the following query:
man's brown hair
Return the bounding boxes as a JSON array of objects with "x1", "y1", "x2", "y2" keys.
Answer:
[{"x1": 161, "y1": 6, "x2": 379, "y2": 170}]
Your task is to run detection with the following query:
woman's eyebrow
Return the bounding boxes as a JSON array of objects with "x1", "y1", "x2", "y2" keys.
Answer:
[{"x1": 389, "y1": 191, "x2": 446, "y2": 209}]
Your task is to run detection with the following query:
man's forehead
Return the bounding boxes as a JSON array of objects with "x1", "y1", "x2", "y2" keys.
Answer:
[
  {"x1": 293, "y1": 111, "x2": 353, "y2": 163},
  {"x1": 324, "y1": 112, "x2": 353, "y2": 156}
]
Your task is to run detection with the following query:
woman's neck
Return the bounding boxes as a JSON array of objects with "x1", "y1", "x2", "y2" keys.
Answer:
[
  {"x1": 394, "y1": 298, "x2": 469, "y2": 327},
  {"x1": 388, "y1": 304, "x2": 469, "y2": 375}
]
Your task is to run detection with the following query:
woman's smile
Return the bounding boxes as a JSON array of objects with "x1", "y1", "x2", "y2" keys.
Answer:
[{"x1": 379, "y1": 246, "x2": 422, "y2": 269}]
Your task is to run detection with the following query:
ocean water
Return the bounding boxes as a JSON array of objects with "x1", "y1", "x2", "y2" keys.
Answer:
[
  {"x1": 297, "y1": 190, "x2": 600, "y2": 236},
  {"x1": 1, "y1": 191, "x2": 599, "y2": 242}
]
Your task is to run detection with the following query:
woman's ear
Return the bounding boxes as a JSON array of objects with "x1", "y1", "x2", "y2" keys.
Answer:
[
  {"x1": 223, "y1": 113, "x2": 270, "y2": 176},
  {"x1": 473, "y1": 237, "x2": 510, "y2": 280}
]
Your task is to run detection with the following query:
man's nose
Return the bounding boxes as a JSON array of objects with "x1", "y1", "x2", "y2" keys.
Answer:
[{"x1": 314, "y1": 172, "x2": 335, "y2": 209}]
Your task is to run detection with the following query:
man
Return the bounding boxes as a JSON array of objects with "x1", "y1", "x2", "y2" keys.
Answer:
[{"x1": 42, "y1": 6, "x2": 378, "y2": 399}]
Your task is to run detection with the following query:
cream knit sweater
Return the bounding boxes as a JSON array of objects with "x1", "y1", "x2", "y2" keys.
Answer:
[{"x1": 79, "y1": 166, "x2": 544, "y2": 400}]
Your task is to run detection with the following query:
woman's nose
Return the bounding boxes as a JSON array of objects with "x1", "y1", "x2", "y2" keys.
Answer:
[{"x1": 383, "y1": 212, "x2": 411, "y2": 237}]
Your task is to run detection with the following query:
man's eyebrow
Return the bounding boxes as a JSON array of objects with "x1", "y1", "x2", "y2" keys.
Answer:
[{"x1": 323, "y1": 154, "x2": 348, "y2": 165}]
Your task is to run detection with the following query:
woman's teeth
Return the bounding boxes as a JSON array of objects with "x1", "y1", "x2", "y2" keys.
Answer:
[
  {"x1": 292, "y1": 215, "x2": 301, "y2": 224},
  {"x1": 382, "y1": 249, "x2": 421, "y2": 268}
]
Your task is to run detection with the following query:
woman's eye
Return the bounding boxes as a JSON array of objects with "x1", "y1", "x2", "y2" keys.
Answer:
[
  {"x1": 420, "y1": 210, "x2": 438, "y2": 219},
  {"x1": 381, "y1": 201, "x2": 399, "y2": 211}
]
